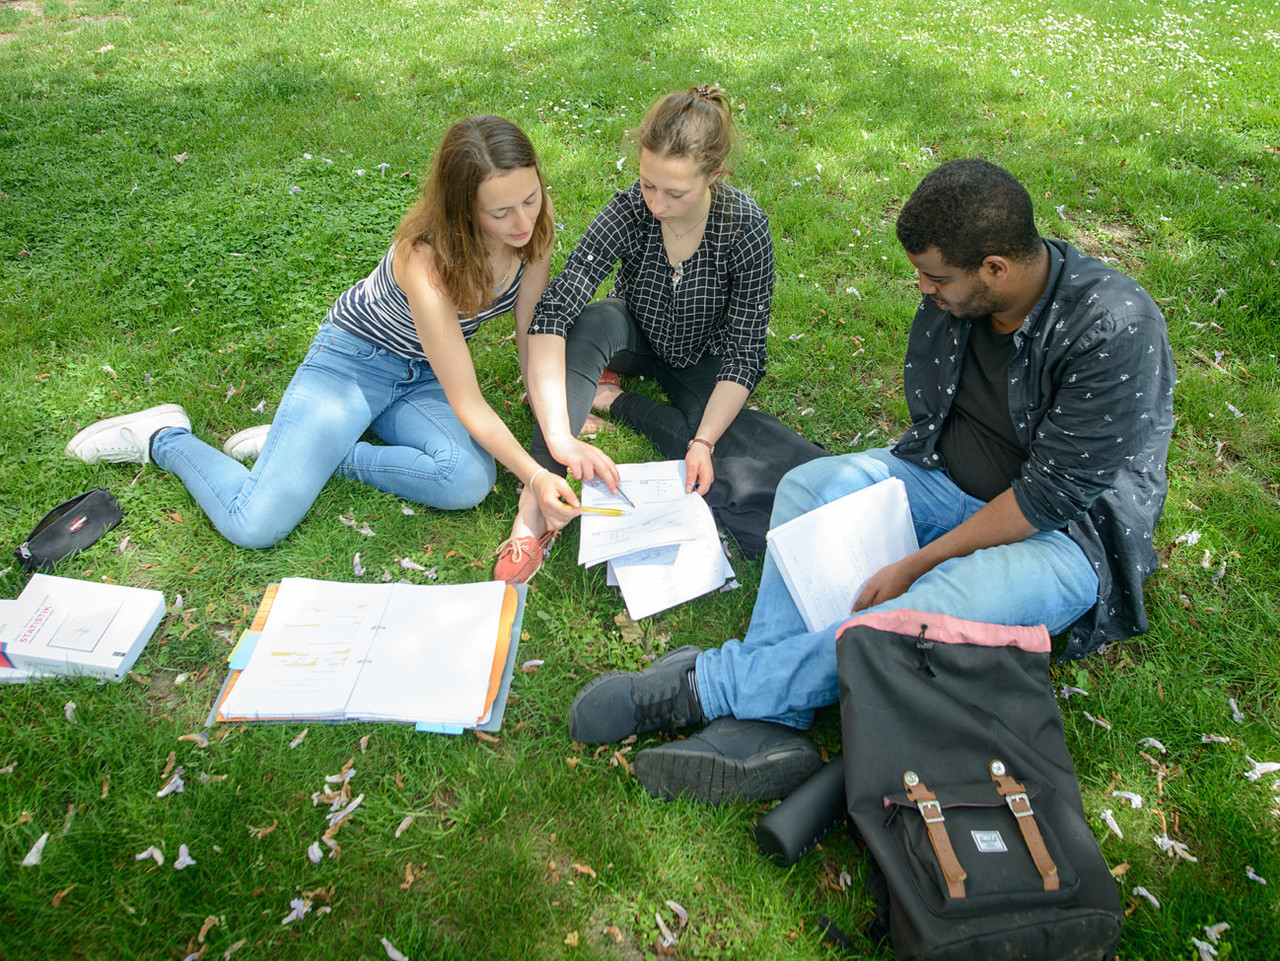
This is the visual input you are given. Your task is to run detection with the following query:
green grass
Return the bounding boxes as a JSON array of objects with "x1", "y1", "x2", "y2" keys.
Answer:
[{"x1": 2, "y1": 0, "x2": 1278, "y2": 957}]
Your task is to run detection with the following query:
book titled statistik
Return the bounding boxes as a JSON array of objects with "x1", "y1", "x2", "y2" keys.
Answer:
[{"x1": 0, "y1": 573, "x2": 166, "y2": 681}]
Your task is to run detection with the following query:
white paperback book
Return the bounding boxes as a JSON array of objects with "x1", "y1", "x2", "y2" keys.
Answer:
[
  {"x1": 0, "y1": 574, "x2": 166, "y2": 681},
  {"x1": 765, "y1": 477, "x2": 919, "y2": 633}
]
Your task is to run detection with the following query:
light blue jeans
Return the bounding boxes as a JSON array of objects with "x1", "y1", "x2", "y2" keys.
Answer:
[
  {"x1": 695, "y1": 448, "x2": 1098, "y2": 728},
  {"x1": 152, "y1": 322, "x2": 495, "y2": 548}
]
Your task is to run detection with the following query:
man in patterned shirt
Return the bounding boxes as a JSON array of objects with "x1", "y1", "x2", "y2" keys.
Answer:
[{"x1": 568, "y1": 159, "x2": 1176, "y2": 805}]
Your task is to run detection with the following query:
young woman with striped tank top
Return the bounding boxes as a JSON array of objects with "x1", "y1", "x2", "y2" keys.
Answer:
[{"x1": 66, "y1": 116, "x2": 614, "y2": 548}]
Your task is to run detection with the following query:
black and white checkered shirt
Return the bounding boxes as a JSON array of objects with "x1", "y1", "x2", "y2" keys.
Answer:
[{"x1": 529, "y1": 181, "x2": 774, "y2": 390}]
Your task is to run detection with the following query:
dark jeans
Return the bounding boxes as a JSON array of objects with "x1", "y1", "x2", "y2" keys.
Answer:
[
  {"x1": 530, "y1": 298, "x2": 719, "y2": 470},
  {"x1": 531, "y1": 298, "x2": 830, "y2": 556}
]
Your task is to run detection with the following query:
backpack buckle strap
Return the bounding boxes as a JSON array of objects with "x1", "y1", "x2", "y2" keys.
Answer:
[
  {"x1": 904, "y1": 772, "x2": 967, "y2": 899},
  {"x1": 990, "y1": 760, "x2": 1060, "y2": 892}
]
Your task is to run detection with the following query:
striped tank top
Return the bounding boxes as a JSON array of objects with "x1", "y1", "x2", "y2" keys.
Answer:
[{"x1": 327, "y1": 243, "x2": 525, "y2": 360}]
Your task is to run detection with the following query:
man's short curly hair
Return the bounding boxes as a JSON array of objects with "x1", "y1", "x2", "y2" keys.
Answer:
[{"x1": 895, "y1": 159, "x2": 1041, "y2": 272}]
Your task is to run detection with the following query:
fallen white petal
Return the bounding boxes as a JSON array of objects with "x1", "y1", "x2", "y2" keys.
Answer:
[
  {"x1": 395, "y1": 815, "x2": 416, "y2": 838},
  {"x1": 1059, "y1": 685, "x2": 1090, "y2": 699},
  {"x1": 521, "y1": 659, "x2": 544, "y2": 671},
  {"x1": 1245, "y1": 865, "x2": 1267, "y2": 884},
  {"x1": 1082, "y1": 711, "x2": 1111, "y2": 730},
  {"x1": 399, "y1": 557, "x2": 427, "y2": 571},
  {"x1": 21, "y1": 832, "x2": 50, "y2": 867},
  {"x1": 1228, "y1": 697, "x2": 1244, "y2": 724},
  {"x1": 1139, "y1": 737, "x2": 1167, "y2": 754},
  {"x1": 281, "y1": 898, "x2": 312, "y2": 925},
  {"x1": 353, "y1": 553, "x2": 366, "y2": 576},
  {"x1": 1132, "y1": 886, "x2": 1160, "y2": 909},
  {"x1": 157, "y1": 769, "x2": 185, "y2": 797},
  {"x1": 324, "y1": 769, "x2": 356, "y2": 784},
  {"x1": 1226, "y1": 402, "x2": 1244, "y2": 419},
  {"x1": 1202, "y1": 734, "x2": 1231, "y2": 744},
  {"x1": 174, "y1": 844, "x2": 196, "y2": 870},
  {"x1": 1100, "y1": 809, "x2": 1123, "y2": 838},
  {"x1": 134, "y1": 845, "x2": 164, "y2": 865},
  {"x1": 654, "y1": 910, "x2": 678, "y2": 947},
  {"x1": 326, "y1": 792, "x2": 365, "y2": 827},
  {"x1": 665, "y1": 900, "x2": 688, "y2": 925},
  {"x1": 1244, "y1": 756, "x2": 1280, "y2": 781},
  {"x1": 381, "y1": 937, "x2": 409, "y2": 961},
  {"x1": 290, "y1": 728, "x2": 309, "y2": 749},
  {"x1": 1204, "y1": 922, "x2": 1230, "y2": 942},
  {"x1": 401, "y1": 507, "x2": 415, "y2": 515},
  {"x1": 1153, "y1": 834, "x2": 1198, "y2": 862},
  {"x1": 307, "y1": 842, "x2": 323, "y2": 864},
  {"x1": 1192, "y1": 937, "x2": 1219, "y2": 961},
  {"x1": 64, "y1": 701, "x2": 76, "y2": 723},
  {"x1": 1175, "y1": 530, "x2": 1201, "y2": 546},
  {"x1": 1112, "y1": 791, "x2": 1143, "y2": 808}
]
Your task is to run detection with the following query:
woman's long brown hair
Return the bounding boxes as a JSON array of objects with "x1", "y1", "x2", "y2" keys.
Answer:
[{"x1": 396, "y1": 116, "x2": 553, "y2": 317}]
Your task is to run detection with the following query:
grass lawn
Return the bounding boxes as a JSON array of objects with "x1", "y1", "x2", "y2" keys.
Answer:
[{"x1": 1, "y1": 0, "x2": 1277, "y2": 957}]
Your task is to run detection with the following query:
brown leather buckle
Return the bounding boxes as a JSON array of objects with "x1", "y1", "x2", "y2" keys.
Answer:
[
  {"x1": 990, "y1": 760, "x2": 1060, "y2": 892},
  {"x1": 904, "y1": 771, "x2": 967, "y2": 899}
]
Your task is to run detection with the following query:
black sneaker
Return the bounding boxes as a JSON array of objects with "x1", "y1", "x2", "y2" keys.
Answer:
[
  {"x1": 568, "y1": 645, "x2": 704, "y2": 744},
  {"x1": 633, "y1": 717, "x2": 823, "y2": 805}
]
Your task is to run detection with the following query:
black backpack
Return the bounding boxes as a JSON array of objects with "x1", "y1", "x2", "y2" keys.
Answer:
[{"x1": 834, "y1": 609, "x2": 1123, "y2": 961}]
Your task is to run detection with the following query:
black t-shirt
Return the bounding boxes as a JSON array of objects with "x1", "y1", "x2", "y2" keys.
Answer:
[{"x1": 936, "y1": 319, "x2": 1027, "y2": 501}]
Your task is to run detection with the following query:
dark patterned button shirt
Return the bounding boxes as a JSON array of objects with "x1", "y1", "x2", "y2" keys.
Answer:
[
  {"x1": 894, "y1": 240, "x2": 1176, "y2": 659},
  {"x1": 528, "y1": 181, "x2": 774, "y2": 391}
]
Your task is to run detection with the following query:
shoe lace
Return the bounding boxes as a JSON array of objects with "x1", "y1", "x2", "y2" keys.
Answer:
[{"x1": 496, "y1": 537, "x2": 527, "y2": 562}]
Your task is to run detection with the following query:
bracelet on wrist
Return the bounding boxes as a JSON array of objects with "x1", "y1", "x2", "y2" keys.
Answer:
[
  {"x1": 687, "y1": 437, "x2": 715, "y2": 455},
  {"x1": 527, "y1": 467, "x2": 549, "y2": 492}
]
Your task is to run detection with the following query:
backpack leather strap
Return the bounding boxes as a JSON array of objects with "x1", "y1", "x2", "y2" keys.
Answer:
[
  {"x1": 904, "y1": 772, "x2": 967, "y2": 899},
  {"x1": 990, "y1": 760, "x2": 1060, "y2": 892}
]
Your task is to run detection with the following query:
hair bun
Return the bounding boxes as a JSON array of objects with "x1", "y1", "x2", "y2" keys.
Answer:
[{"x1": 691, "y1": 84, "x2": 723, "y2": 103}]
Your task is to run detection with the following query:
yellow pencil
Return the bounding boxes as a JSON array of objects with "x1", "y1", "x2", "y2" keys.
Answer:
[{"x1": 578, "y1": 505, "x2": 626, "y2": 517}]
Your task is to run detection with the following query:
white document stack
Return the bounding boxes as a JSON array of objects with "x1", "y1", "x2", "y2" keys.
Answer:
[
  {"x1": 765, "y1": 477, "x2": 919, "y2": 633},
  {"x1": 577, "y1": 461, "x2": 734, "y2": 620}
]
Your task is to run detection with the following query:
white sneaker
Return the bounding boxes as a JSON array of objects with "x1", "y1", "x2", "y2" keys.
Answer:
[
  {"x1": 222, "y1": 424, "x2": 270, "y2": 462},
  {"x1": 65, "y1": 404, "x2": 191, "y2": 465}
]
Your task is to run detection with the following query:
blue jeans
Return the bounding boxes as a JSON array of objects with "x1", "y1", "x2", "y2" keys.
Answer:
[
  {"x1": 152, "y1": 322, "x2": 496, "y2": 548},
  {"x1": 694, "y1": 448, "x2": 1099, "y2": 728}
]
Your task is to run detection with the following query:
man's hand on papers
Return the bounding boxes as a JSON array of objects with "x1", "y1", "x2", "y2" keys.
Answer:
[{"x1": 852, "y1": 554, "x2": 927, "y2": 612}]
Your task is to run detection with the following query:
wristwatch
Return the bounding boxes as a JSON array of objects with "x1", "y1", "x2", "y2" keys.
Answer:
[{"x1": 687, "y1": 437, "x2": 715, "y2": 455}]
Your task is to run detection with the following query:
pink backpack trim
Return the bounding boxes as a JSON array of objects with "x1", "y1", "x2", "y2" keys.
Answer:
[{"x1": 836, "y1": 608, "x2": 1050, "y2": 655}]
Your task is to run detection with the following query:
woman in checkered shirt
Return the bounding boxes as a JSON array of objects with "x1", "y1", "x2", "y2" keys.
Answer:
[{"x1": 495, "y1": 85, "x2": 777, "y2": 583}]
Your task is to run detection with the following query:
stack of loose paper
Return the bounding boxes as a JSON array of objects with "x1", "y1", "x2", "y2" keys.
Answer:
[
  {"x1": 578, "y1": 461, "x2": 734, "y2": 620},
  {"x1": 0, "y1": 573, "x2": 166, "y2": 682},
  {"x1": 210, "y1": 577, "x2": 524, "y2": 733},
  {"x1": 765, "y1": 477, "x2": 919, "y2": 632}
]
